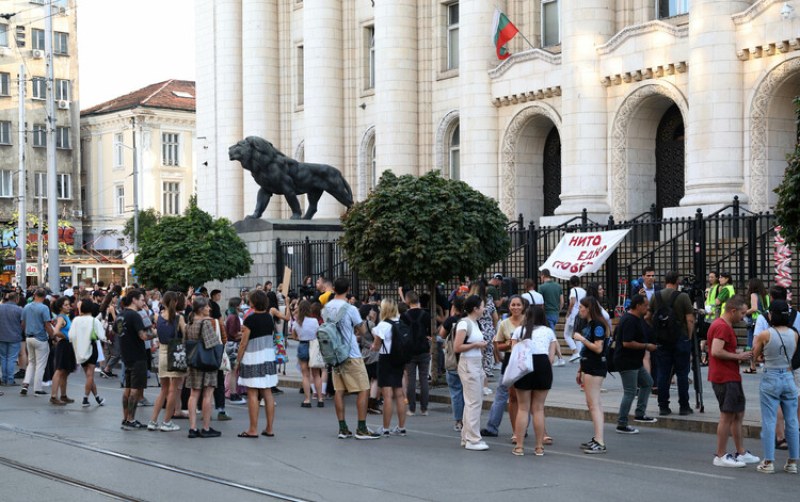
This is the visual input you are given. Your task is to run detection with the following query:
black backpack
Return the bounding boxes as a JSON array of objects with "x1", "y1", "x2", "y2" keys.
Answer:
[
  {"x1": 604, "y1": 323, "x2": 620, "y2": 373},
  {"x1": 653, "y1": 290, "x2": 682, "y2": 345},
  {"x1": 402, "y1": 310, "x2": 430, "y2": 356},
  {"x1": 388, "y1": 320, "x2": 414, "y2": 365}
]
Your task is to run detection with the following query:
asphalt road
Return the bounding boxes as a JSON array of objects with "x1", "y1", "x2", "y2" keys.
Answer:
[{"x1": 0, "y1": 375, "x2": 795, "y2": 502}]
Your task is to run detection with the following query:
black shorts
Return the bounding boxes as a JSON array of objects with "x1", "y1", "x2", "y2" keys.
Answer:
[
  {"x1": 712, "y1": 381, "x2": 745, "y2": 413},
  {"x1": 580, "y1": 356, "x2": 608, "y2": 378},
  {"x1": 54, "y1": 339, "x2": 77, "y2": 371},
  {"x1": 514, "y1": 354, "x2": 553, "y2": 391},
  {"x1": 377, "y1": 354, "x2": 403, "y2": 388},
  {"x1": 365, "y1": 361, "x2": 377, "y2": 380},
  {"x1": 123, "y1": 360, "x2": 148, "y2": 390},
  {"x1": 81, "y1": 342, "x2": 99, "y2": 368}
]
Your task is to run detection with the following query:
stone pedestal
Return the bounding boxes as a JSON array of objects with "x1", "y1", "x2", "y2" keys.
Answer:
[{"x1": 204, "y1": 219, "x2": 343, "y2": 301}]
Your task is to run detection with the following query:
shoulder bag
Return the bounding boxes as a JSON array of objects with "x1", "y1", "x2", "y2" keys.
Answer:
[{"x1": 186, "y1": 320, "x2": 224, "y2": 371}]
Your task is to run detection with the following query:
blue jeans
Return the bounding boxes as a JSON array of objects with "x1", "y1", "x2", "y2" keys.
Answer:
[
  {"x1": 618, "y1": 366, "x2": 653, "y2": 426},
  {"x1": 446, "y1": 369, "x2": 464, "y2": 421},
  {"x1": 760, "y1": 369, "x2": 800, "y2": 461},
  {"x1": 485, "y1": 381, "x2": 510, "y2": 434},
  {"x1": 655, "y1": 337, "x2": 691, "y2": 410},
  {"x1": 0, "y1": 341, "x2": 21, "y2": 384},
  {"x1": 546, "y1": 314, "x2": 558, "y2": 331}
]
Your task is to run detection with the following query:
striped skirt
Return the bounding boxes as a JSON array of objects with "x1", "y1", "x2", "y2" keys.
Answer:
[{"x1": 238, "y1": 335, "x2": 278, "y2": 389}]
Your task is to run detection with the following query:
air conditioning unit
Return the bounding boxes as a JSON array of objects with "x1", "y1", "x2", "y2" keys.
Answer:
[
  {"x1": 32, "y1": 49, "x2": 44, "y2": 59},
  {"x1": 0, "y1": 47, "x2": 11, "y2": 57},
  {"x1": 72, "y1": 210, "x2": 83, "y2": 218},
  {"x1": 57, "y1": 100, "x2": 70, "y2": 110}
]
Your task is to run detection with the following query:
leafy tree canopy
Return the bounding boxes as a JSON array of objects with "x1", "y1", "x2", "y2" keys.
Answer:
[
  {"x1": 134, "y1": 196, "x2": 252, "y2": 290},
  {"x1": 775, "y1": 97, "x2": 800, "y2": 248},
  {"x1": 123, "y1": 208, "x2": 161, "y2": 241},
  {"x1": 340, "y1": 170, "x2": 510, "y2": 285}
]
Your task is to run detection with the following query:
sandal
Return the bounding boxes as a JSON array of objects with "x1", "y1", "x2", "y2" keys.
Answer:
[
  {"x1": 237, "y1": 432, "x2": 258, "y2": 438},
  {"x1": 776, "y1": 438, "x2": 788, "y2": 450},
  {"x1": 534, "y1": 447, "x2": 545, "y2": 456},
  {"x1": 743, "y1": 368, "x2": 758, "y2": 374},
  {"x1": 261, "y1": 430, "x2": 275, "y2": 437},
  {"x1": 510, "y1": 435, "x2": 517, "y2": 445},
  {"x1": 512, "y1": 447, "x2": 524, "y2": 456},
  {"x1": 301, "y1": 402, "x2": 312, "y2": 408},
  {"x1": 542, "y1": 436, "x2": 553, "y2": 445}
]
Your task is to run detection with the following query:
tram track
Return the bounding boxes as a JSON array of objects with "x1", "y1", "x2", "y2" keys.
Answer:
[{"x1": 0, "y1": 424, "x2": 313, "y2": 502}]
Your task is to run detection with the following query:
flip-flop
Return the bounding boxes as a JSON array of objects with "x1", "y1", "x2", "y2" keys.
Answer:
[
  {"x1": 237, "y1": 432, "x2": 258, "y2": 438},
  {"x1": 261, "y1": 431, "x2": 275, "y2": 437},
  {"x1": 512, "y1": 447, "x2": 524, "y2": 456},
  {"x1": 542, "y1": 436, "x2": 553, "y2": 445},
  {"x1": 534, "y1": 447, "x2": 545, "y2": 456},
  {"x1": 743, "y1": 368, "x2": 758, "y2": 374}
]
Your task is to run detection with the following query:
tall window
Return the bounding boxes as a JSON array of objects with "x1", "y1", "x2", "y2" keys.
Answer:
[
  {"x1": 56, "y1": 173, "x2": 71, "y2": 199},
  {"x1": 53, "y1": 32, "x2": 68, "y2": 55},
  {"x1": 31, "y1": 28, "x2": 44, "y2": 50},
  {"x1": 0, "y1": 72, "x2": 9, "y2": 96},
  {"x1": 115, "y1": 185, "x2": 125, "y2": 216},
  {"x1": 658, "y1": 0, "x2": 690, "y2": 18},
  {"x1": 163, "y1": 182, "x2": 180, "y2": 215},
  {"x1": 32, "y1": 77, "x2": 46, "y2": 100},
  {"x1": 34, "y1": 172, "x2": 46, "y2": 197},
  {"x1": 56, "y1": 126, "x2": 70, "y2": 149},
  {"x1": 0, "y1": 170, "x2": 12, "y2": 197},
  {"x1": 32, "y1": 124, "x2": 45, "y2": 147},
  {"x1": 447, "y1": 2, "x2": 459, "y2": 70},
  {"x1": 297, "y1": 45, "x2": 304, "y2": 106},
  {"x1": 366, "y1": 26, "x2": 375, "y2": 90},
  {"x1": 56, "y1": 79, "x2": 70, "y2": 101},
  {"x1": 542, "y1": 0, "x2": 560, "y2": 47},
  {"x1": 0, "y1": 24, "x2": 8, "y2": 47},
  {"x1": 162, "y1": 132, "x2": 179, "y2": 166},
  {"x1": 114, "y1": 133, "x2": 124, "y2": 167},
  {"x1": 449, "y1": 125, "x2": 460, "y2": 181},
  {"x1": 0, "y1": 121, "x2": 10, "y2": 145}
]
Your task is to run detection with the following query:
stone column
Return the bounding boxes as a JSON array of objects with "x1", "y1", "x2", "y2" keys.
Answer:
[
  {"x1": 459, "y1": 1, "x2": 499, "y2": 201},
  {"x1": 375, "y1": 0, "x2": 417, "y2": 176},
  {"x1": 681, "y1": 0, "x2": 750, "y2": 208},
  {"x1": 556, "y1": 1, "x2": 615, "y2": 219},
  {"x1": 303, "y1": 0, "x2": 344, "y2": 218},
  {"x1": 242, "y1": 0, "x2": 281, "y2": 219},
  {"x1": 196, "y1": 0, "x2": 243, "y2": 221}
]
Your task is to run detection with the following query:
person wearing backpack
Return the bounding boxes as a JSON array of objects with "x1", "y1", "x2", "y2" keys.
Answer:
[
  {"x1": 370, "y1": 299, "x2": 408, "y2": 437},
  {"x1": 322, "y1": 277, "x2": 381, "y2": 440},
  {"x1": 752, "y1": 300, "x2": 799, "y2": 474},
  {"x1": 743, "y1": 278, "x2": 770, "y2": 374},
  {"x1": 648, "y1": 272, "x2": 695, "y2": 417},
  {"x1": 573, "y1": 297, "x2": 610, "y2": 454},
  {"x1": 614, "y1": 295, "x2": 658, "y2": 435},
  {"x1": 401, "y1": 291, "x2": 431, "y2": 417},
  {"x1": 455, "y1": 295, "x2": 490, "y2": 451},
  {"x1": 441, "y1": 296, "x2": 466, "y2": 432}
]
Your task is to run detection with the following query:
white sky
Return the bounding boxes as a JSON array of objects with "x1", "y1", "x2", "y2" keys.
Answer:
[{"x1": 76, "y1": 0, "x2": 195, "y2": 109}]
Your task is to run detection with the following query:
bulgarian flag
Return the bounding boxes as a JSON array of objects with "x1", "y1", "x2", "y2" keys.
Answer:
[{"x1": 492, "y1": 9, "x2": 519, "y2": 60}]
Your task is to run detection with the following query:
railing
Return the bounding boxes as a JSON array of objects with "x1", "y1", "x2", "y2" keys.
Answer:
[{"x1": 275, "y1": 198, "x2": 800, "y2": 306}]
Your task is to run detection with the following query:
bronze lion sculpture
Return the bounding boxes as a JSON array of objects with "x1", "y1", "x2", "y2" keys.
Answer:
[{"x1": 229, "y1": 136, "x2": 354, "y2": 220}]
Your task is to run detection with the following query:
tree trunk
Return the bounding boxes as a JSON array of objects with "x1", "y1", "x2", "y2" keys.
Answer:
[{"x1": 429, "y1": 280, "x2": 441, "y2": 386}]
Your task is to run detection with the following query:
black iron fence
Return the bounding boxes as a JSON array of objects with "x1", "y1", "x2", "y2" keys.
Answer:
[{"x1": 276, "y1": 197, "x2": 799, "y2": 307}]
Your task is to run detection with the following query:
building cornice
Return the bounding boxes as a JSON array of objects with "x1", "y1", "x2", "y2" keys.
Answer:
[
  {"x1": 492, "y1": 87, "x2": 561, "y2": 108},
  {"x1": 732, "y1": 0, "x2": 778, "y2": 25},
  {"x1": 597, "y1": 20, "x2": 688, "y2": 56},
  {"x1": 601, "y1": 62, "x2": 687, "y2": 87},
  {"x1": 736, "y1": 39, "x2": 800, "y2": 61},
  {"x1": 489, "y1": 48, "x2": 562, "y2": 79}
]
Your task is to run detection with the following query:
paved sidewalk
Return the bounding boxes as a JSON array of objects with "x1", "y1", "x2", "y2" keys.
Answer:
[{"x1": 277, "y1": 340, "x2": 767, "y2": 438}]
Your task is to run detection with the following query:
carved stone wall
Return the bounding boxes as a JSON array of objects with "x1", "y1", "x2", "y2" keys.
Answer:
[
  {"x1": 500, "y1": 103, "x2": 562, "y2": 219},
  {"x1": 611, "y1": 81, "x2": 689, "y2": 219}
]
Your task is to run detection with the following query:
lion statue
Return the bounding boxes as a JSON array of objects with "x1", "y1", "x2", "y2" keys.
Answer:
[{"x1": 229, "y1": 136, "x2": 354, "y2": 220}]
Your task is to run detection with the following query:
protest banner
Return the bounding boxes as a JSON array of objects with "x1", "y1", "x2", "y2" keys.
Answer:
[{"x1": 539, "y1": 229, "x2": 630, "y2": 280}]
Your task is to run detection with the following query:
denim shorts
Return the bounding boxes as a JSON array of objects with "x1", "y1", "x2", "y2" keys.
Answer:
[{"x1": 297, "y1": 341, "x2": 310, "y2": 361}]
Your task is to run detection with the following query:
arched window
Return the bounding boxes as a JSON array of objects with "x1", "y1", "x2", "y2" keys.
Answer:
[
  {"x1": 449, "y1": 125, "x2": 460, "y2": 180},
  {"x1": 369, "y1": 139, "x2": 377, "y2": 188}
]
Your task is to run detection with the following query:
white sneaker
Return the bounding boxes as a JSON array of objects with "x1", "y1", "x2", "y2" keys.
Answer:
[
  {"x1": 465, "y1": 441, "x2": 490, "y2": 451},
  {"x1": 146, "y1": 420, "x2": 159, "y2": 431},
  {"x1": 376, "y1": 426, "x2": 391, "y2": 437},
  {"x1": 569, "y1": 352, "x2": 582, "y2": 363},
  {"x1": 482, "y1": 387, "x2": 493, "y2": 396},
  {"x1": 554, "y1": 358, "x2": 567, "y2": 367},
  {"x1": 713, "y1": 453, "x2": 746, "y2": 468},
  {"x1": 160, "y1": 421, "x2": 180, "y2": 432},
  {"x1": 389, "y1": 426, "x2": 407, "y2": 436},
  {"x1": 735, "y1": 450, "x2": 760, "y2": 464}
]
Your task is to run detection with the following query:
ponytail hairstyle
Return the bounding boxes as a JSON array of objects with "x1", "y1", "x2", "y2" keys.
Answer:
[{"x1": 162, "y1": 291, "x2": 178, "y2": 324}]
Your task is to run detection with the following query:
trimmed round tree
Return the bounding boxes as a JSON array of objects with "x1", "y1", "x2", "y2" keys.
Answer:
[
  {"x1": 134, "y1": 196, "x2": 252, "y2": 290},
  {"x1": 775, "y1": 97, "x2": 800, "y2": 249},
  {"x1": 340, "y1": 170, "x2": 511, "y2": 382}
]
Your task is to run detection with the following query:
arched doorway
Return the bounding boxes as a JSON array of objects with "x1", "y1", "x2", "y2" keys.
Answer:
[
  {"x1": 543, "y1": 126, "x2": 561, "y2": 216},
  {"x1": 655, "y1": 104, "x2": 685, "y2": 216}
]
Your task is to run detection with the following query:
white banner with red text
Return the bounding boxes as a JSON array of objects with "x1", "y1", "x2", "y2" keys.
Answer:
[{"x1": 539, "y1": 229, "x2": 631, "y2": 280}]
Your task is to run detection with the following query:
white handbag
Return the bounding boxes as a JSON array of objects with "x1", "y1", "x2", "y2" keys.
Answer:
[
  {"x1": 502, "y1": 338, "x2": 535, "y2": 387},
  {"x1": 308, "y1": 339, "x2": 326, "y2": 369}
]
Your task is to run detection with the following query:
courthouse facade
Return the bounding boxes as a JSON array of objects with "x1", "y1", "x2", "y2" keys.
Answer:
[{"x1": 195, "y1": 0, "x2": 800, "y2": 224}]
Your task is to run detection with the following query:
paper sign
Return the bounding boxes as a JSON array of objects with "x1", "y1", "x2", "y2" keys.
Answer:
[{"x1": 539, "y1": 229, "x2": 630, "y2": 280}]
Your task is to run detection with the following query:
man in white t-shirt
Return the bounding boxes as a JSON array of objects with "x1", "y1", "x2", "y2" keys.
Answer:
[
  {"x1": 323, "y1": 277, "x2": 380, "y2": 440},
  {"x1": 520, "y1": 278, "x2": 544, "y2": 307}
]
